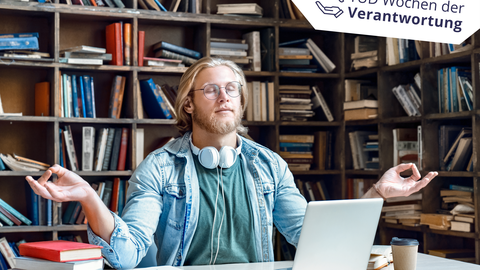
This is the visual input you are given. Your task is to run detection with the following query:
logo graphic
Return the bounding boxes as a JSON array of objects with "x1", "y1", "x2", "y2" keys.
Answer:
[
  {"x1": 292, "y1": 0, "x2": 480, "y2": 44},
  {"x1": 316, "y1": 1, "x2": 343, "y2": 18}
]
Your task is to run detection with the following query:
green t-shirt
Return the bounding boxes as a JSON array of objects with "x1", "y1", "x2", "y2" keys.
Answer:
[{"x1": 183, "y1": 154, "x2": 257, "y2": 265}]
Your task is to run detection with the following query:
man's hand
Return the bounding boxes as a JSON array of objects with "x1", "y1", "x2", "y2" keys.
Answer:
[
  {"x1": 25, "y1": 164, "x2": 94, "y2": 203},
  {"x1": 372, "y1": 163, "x2": 438, "y2": 198}
]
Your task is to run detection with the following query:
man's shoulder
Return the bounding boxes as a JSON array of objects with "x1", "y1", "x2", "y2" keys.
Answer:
[{"x1": 241, "y1": 136, "x2": 281, "y2": 161}]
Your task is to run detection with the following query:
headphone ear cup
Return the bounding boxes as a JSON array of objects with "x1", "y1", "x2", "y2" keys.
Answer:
[
  {"x1": 198, "y1": 146, "x2": 220, "y2": 169},
  {"x1": 218, "y1": 146, "x2": 237, "y2": 169}
]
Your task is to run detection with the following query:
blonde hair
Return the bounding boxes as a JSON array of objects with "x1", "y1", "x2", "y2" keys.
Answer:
[{"x1": 174, "y1": 57, "x2": 249, "y2": 135}]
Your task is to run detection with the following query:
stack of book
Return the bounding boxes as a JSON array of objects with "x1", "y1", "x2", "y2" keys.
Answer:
[
  {"x1": 279, "y1": 134, "x2": 314, "y2": 171},
  {"x1": 60, "y1": 126, "x2": 129, "y2": 173},
  {"x1": 216, "y1": 3, "x2": 263, "y2": 17},
  {"x1": 60, "y1": 45, "x2": 109, "y2": 65},
  {"x1": 381, "y1": 193, "x2": 422, "y2": 226},
  {"x1": 440, "y1": 185, "x2": 474, "y2": 232},
  {"x1": 210, "y1": 38, "x2": 249, "y2": 65},
  {"x1": 427, "y1": 249, "x2": 475, "y2": 263},
  {"x1": 152, "y1": 40, "x2": 201, "y2": 66},
  {"x1": 14, "y1": 240, "x2": 104, "y2": 270},
  {"x1": 392, "y1": 128, "x2": 418, "y2": 167},
  {"x1": 348, "y1": 131, "x2": 377, "y2": 170},
  {"x1": 350, "y1": 35, "x2": 378, "y2": 71},
  {"x1": 278, "y1": 46, "x2": 315, "y2": 73},
  {"x1": 392, "y1": 80, "x2": 422, "y2": 117},
  {"x1": 59, "y1": 74, "x2": 100, "y2": 118},
  {"x1": 0, "y1": 32, "x2": 50, "y2": 62},
  {"x1": 0, "y1": 154, "x2": 49, "y2": 172},
  {"x1": 383, "y1": 198, "x2": 422, "y2": 226},
  {"x1": 420, "y1": 213, "x2": 453, "y2": 230},
  {"x1": 279, "y1": 85, "x2": 314, "y2": 121},
  {"x1": 437, "y1": 67, "x2": 472, "y2": 113},
  {"x1": 386, "y1": 38, "x2": 420, "y2": 65},
  {"x1": 344, "y1": 79, "x2": 378, "y2": 121},
  {"x1": 279, "y1": 38, "x2": 335, "y2": 73}
]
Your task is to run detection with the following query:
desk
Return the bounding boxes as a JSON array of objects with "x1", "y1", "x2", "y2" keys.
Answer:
[{"x1": 136, "y1": 253, "x2": 480, "y2": 269}]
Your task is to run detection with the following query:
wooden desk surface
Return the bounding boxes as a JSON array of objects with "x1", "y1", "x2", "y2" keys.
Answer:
[{"x1": 136, "y1": 253, "x2": 480, "y2": 269}]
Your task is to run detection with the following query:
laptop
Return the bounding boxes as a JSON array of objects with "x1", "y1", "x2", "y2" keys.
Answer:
[{"x1": 290, "y1": 198, "x2": 384, "y2": 270}]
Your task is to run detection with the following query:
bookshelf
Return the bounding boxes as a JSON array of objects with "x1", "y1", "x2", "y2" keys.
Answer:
[{"x1": 1, "y1": 0, "x2": 480, "y2": 264}]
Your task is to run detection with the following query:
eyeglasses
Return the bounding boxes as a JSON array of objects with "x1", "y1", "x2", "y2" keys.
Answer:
[{"x1": 191, "y1": 81, "x2": 242, "y2": 100}]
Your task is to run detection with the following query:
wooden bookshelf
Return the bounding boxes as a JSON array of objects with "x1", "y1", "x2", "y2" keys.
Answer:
[{"x1": 1, "y1": 0, "x2": 480, "y2": 264}]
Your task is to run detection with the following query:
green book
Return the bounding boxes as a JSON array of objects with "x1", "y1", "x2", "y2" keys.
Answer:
[{"x1": 0, "y1": 198, "x2": 32, "y2": 225}]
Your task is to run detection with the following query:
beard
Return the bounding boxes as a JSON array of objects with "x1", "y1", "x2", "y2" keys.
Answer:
[{"x1": 192, "y1": 104, "x2": 243, "y2": 135}]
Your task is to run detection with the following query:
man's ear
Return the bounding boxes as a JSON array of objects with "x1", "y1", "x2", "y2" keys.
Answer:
[{"x1": 184, "y1": 96, "x2": 194, "y2": 114}]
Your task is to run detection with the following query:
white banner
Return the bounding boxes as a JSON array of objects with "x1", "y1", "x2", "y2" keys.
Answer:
[{"x1": 292, "y1": 0, "x2": 479, "y2": 44}]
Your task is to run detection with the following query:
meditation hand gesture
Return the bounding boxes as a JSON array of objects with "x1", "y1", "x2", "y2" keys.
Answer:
[
  {"x1": 373, "y1": 163, "x2": 438, "y2": 199},
  {"x1": 25, "y1": 164, "x2": 92, "y2": 203}
]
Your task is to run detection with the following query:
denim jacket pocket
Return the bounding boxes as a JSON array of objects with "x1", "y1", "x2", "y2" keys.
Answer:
[{"x1": 165, "y1": 184, "x2": 187, "y2": 199}]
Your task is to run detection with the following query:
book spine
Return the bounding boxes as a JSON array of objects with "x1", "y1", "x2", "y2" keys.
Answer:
[
  {"x1": 138, "y1": 31, "x2": 145, "y2": 67},
  {"x1": 94, "y1": 128, "x2": 108, "y2": 171},
  {"x1": 34, "y1": 82, "x2": 50, "y2": 117},
  {"x1": 252, "y1": 81, "x2": 261, "y2": 121},
  {"x1": 210, "y1": 48, "x2": 247, "y2": 56},
  {"x1": 82, "y1": 126, "x2": 95, "y2": 171},
  {"x1": 0, "y1": 32, "x2": 39, "y2": 38},
  {"x1": 117, "y1": 128, "x2": 128, "y2": 170},
  {"x1": 312, "y1": 86, "x2": 333, "y2": 122},
  {"x1": 0, "y1": 237, "x2": 15, "y2": 268},
  {"x1": 124, "y1": 23, "x2": 132, "y2": 66},
  {"x1": 392, "y1": 86, "x2": 412, "y2": 116},
  {"x1": 210, "y1": 42, "x2": 248, "y2": 50},
  {"x1": 0, "y1": 199, "x2": 32, "y2": 225},
  {"x1": 0, "y1": 211, "x2": 14, "y2": 226},
  {"x1": 71, "y1": 75, "x2": 80, "y2": 117},
  {"x1": 46, "y1": 199, "x2": 52, "y2": 226},
  {"x1": 106, "y1": 23, "x2": 123, "y2": 66},
  {"x1": 0, "y1": 37, "x2": 39, "y2": 50},
  {"x1": 102, "y1": 128, "x2": 116, "y2": 171},
  {"x1": 108, "y1": 76, "x2": 123, "y2": 118},
  {"x1": 90, "y1": 77, "x2": 97, "y2": 118},
  {"x1": 157, "y1": 41, "x2": 201, "y2": 59},
  {"x1": 109, "y1": 128, "x2": 122, "y2": 171}
]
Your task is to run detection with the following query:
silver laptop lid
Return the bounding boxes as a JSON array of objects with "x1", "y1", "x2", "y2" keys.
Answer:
[{"x1": 293, "y1": 198, "x2": 383, "y2": 270}]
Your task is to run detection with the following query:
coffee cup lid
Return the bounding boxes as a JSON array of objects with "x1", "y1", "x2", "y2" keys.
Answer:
[{"x1": 390, "y1": 237, "x2": 419, "y2": 246}]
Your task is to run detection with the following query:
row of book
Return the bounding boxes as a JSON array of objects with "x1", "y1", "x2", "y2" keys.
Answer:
[
  {"x1": 346, "y1": 178, "x2": 376, "y2": 199},
  {"x1": 294, "y1": 179, "x2": 330, "y2": 201},
  {"x1": 348, "y1": 131, "x2": 379, "y2": 170},
  {"x1": 440, "y1": 126, "x2": 472, "y2": 172},
  {"x1": 245, "y1": 81, "x2": 274, "y2": 122},
  {"x1": 278, "y1": 38, "x2": 335, "y2": 73},
  {"x1": 350, "y1": 35, "x2": 378, "y2": 71},
  {"x1": 437, "y1": 66, "x2": 472, "y2": 113},
  {"x1": 0, "y1": 154, "x2": 49, "y2": 172},
  {"x1": 392, "y1": 75, "x2": 422, "y2": 117},
  {"x1": 279, "y1": 133, "x2": 333, "y2": 172},
  {"x1": 0, "y1": 237, "x2": 104, "y2": 270},
  {"x1": 63, "y1": 178, "x2": 128, "y2": 225},
  {"x1": 386, "y1": 38, "x2": 420, "y2": 66},
  {"x1": 343, "y1": 79, "x2": 377, "y2": 121},
  {"x1": 61, "y1": 126, "x2": 129, "y2": 172}
]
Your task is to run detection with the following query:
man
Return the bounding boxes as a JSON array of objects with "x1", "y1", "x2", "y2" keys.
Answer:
[{"x1": 26, "y1": 57, "x2": 438, "y2": 269}]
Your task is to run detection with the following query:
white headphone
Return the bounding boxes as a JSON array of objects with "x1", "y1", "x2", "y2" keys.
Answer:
[{"x1": 189, "y1": 134, "x2": 242, "y2": 169}]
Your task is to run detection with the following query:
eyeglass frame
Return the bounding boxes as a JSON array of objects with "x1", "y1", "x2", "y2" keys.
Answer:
[{"x1": 191, "y1": 81, "x2": 243, "y2": 100}]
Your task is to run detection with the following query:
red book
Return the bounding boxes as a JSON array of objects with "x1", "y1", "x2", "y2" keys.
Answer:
[
  {"x1": 117, "y1": 128, "x2": 129, "y2": 171},
  {"x1": 110, "y1": 177, "x2": 120, "y2": 213},
  {"x1": 35, "y1": 81, "x2": 50, "y2": 116},
  {"x1": 138, "y1": 30, "x2": 145, "y2": 67},
  {"x1": 19, "y1": 240, "x2": 102, "y2": 262},
  {"x1": 106, "y1": 22, "x2": 123, "y2": 66},
  {"x1": 124, "y1": 23, "x2": 132, "y2": 66},
  {"x1": 0, "y1": 205, "x2": 21, "y2": 225}
]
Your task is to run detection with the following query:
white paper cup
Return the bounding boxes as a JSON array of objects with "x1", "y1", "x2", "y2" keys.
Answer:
[{"x1": 391, "y1": 237, "x2": 419, "y2": 270}]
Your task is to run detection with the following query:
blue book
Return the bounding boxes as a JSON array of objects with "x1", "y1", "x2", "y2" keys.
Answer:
[
  {"x1": 0, "y1": 36, "x2": 39, "y2": 51},
  {"x1": 68, "y1": 202, "x2": 82, "y2": 224},
  {"x1": 0, "y1": 32, "x2": 39, "y2": 38},
  {"x1": 117, "y1": 180, "x2": 126, "y2": 216},
  {"x1": 90, "y1": 76, "x2": 97, "y2": 118},
  {"x1": 25, "y1": 186, "x2": 39, "y2": 226},
  {"x1": 0, "y1": 212, "x2": 14, "y2": 226},
  {"x1": 0, "y1": 156, "x2": 5, "y2": 171},
  {"x1": 139, "y1": 78, "x2": 172, "y2": 119},
  {"x1": 46, "y1": 199, "x2": 52, "y2": 226},
  {"x1": 62, "y1": 74, "x2": 70, "y2": 117},
  {"x1": 8, "y1": 242, "x2": 19, "y2": 257},
  {"x1": 61, "y1": 201, "x2": 77, "y2": 224},
  {"x1": 279, "y1": 142, "x2": 313, "y2": 148},
  {"x1": 71, "y1": 75, "x2": 79, "y2": 117},
  {"x1": 79, "y1": 76, "x2": 87, "y2": 117},
  {"x1": 280, "y1": 146, "x2": 313, "y2": 152},
  {"x1": 0, "y1": 198, "x2": 32, "y2": 225},
  {"x1": 0, "y1": 252, "x2": 8, "y2": 270},
  {"x1": 59, "y1": 128, "x2": 64, "y2": 167},
  {"x1": 153, "y1": 0, "x2": 167, "y2": 11},
  {"x1": 449, "y1": 184, "x2": 473, "y2": 192},
  {"x1": 82, "y1": 76, "x2": 95, "y2": 118},
  {"x1": 450, "y1": 67, "x2": 458, "y2": 112},
  {"x1": 152, "y1": 41, "x2": 202, "y2": 59}
]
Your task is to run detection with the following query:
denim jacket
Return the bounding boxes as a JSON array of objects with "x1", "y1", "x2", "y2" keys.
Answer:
[{"x1": 88, "y1": 132, "x2": 307, "y2": 269}]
